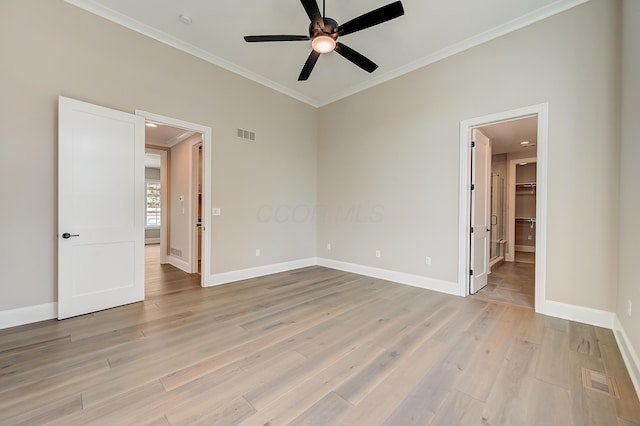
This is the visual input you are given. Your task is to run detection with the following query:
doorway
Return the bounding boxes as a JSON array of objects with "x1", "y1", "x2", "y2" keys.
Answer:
[
  {"x1": 458, "y1": 103, "x2": 548, "y2": 313},
  {"x1": 138, "y1": 110, "x2": 212, "y2": 288},
  {"x1": 474, "y1": 121, "x2": 537, "y2": 308}
]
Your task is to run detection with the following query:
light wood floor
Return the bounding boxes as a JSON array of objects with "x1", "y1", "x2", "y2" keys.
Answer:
[
  {"x1": 1, "y1": 248, "x2": 639, "y2": 425},
  {"x1": 475, "y1": 260, "x2": 535, "y2": 309}
]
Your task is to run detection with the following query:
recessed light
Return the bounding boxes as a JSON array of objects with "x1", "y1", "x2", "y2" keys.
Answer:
[
  {"x1": 179, "y1": 14, "x2": 193, "y2": 25},
  {"x1": 146, "y1": 123, "x2": 158, "y2": 128},
  {"x1": 520, "y1": 141, "x2": 530, "y2": 145},
  {"x1": 519, "y1": 162, "x2": 528, "y2": 166}
]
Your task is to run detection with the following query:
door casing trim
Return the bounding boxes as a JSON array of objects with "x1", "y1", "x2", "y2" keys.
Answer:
[{"x1": 458, "y1": 103, "x2": 548, "y2": 313}]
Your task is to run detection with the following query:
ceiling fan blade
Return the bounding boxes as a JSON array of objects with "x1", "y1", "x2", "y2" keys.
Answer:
[
  {"x1": 298, "y1": 50, "x2": 321, "y2": 81},
  {"x1": 334, "y1": 42, "x2": 378, "y2": 73},
  {"x1": 244, "y1": 35, "x2": 310, "y2": 42},
  {"x1": 300, "y1": 0, "x2": 324, "y2": 28},
  {"x1": 337, "y1": 1, "x2": 404, "y2": 36}
]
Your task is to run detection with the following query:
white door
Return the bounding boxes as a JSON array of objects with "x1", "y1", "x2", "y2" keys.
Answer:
[
  {"x1": 470, "y1": 129, "x2": 491, "y2": 293},
  {"x1": 58, "y1": 96, "x2": 145, "y2": 319}
]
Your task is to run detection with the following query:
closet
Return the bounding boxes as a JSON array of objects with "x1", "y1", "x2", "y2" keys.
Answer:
[{"x1": 514, "y1": 162, "x2": 536, "y2": 263}]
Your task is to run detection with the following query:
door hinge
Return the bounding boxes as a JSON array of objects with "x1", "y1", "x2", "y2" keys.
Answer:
[
  {"x1": 469, "y1": 269, "x2": 474, "y2": 276},
  {"x1": 471, "y1": 226, "x2": 474, "y2": 233},
  {"x1": 471, "y1": 141, "x2": 476, "y2": 148},
  {"x1": 471, "y1": 183, "x2": 475, "y2": 190}
]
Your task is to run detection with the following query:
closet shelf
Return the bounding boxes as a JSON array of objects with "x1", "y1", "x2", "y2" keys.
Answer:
[{"x1": 516, "y1": 182, "x2": 536, "y2": 195}]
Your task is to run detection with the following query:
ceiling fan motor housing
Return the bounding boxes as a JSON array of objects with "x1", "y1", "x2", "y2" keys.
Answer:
[{"x1": 310, "y1": 17, "x2": 338, "y2": 41}]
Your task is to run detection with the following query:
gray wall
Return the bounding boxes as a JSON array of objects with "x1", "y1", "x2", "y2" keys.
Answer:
[
  {"x1": 618, "y1": 0, "x2": 640, "y2": 370},
  {"x1": 0, "y1": 0, "x2": 318, "y2": 311},
  {"x1": 317, "y1": 0, "x2": 621, "y2": 311}
]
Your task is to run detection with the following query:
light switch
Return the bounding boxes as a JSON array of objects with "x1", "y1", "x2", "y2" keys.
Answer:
[{"x1": 212, "y1": 208, "x2": 221, "y2": 216}]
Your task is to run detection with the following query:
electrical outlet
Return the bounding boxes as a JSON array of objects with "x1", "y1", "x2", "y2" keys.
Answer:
[
  {"x1": 255, "y1": 249, "x2": 261, "y2": 257},
  {"x1": 527, "y1": 235, "x2": 532, "y2": 240},
  {"x1": 327, "y1": 243, "x2": 331, "y2": 250},
  {"x1": 629, "y1": 299, "x2": 632, "y2": 317},
  {"x1": 425, "y1": 256, "x2": 431, "y2": 265},
  {"x1": 375, "y1": 250, "x2": 381, "y2": 258}
]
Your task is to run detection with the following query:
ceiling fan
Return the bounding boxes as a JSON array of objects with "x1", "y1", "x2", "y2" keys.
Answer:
[{"x1": 244, "y1": 0, "x2": 405, "y2": 81}]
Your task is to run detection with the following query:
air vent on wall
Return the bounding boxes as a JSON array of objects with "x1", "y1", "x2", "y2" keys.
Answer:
[{"x1": 237, "y1": 128, "x2": 256, "y2": 142}]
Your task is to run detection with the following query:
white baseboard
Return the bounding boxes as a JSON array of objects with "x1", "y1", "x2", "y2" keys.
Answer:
[
  {"x1": 539, "y1": 299, "x2": 615, "y2": 329},
  {"x1": 206, "y1": 257, "x2": 317, "y2": 287},
  {"x1": 515, "y1": 245, "x2": 536, "y2": 253},
  {"x1": 145, "y1": 238, "x2": 160, "y2": 244},
  {"x1": 614, "y1": 315, "x2": 640, "y2": 400},
  {"x1": 167, "y1": 255, "x2": 192, "y2": 273},
  {"x1": 317, "y1": 258, "x2": 460, "y2": 296},
  {"x1": 0, "y1": 302, "x2": 57, "y2": 330}
]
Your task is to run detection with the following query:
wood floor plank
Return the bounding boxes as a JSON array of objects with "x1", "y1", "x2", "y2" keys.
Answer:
[
  {"x1": 479, "y1": 338, "x2": 539, "y2": 424},
  {"x1": 3, "y1": 394, "x2": 84, "y2": 426},
  {"x1": 48, "y1": 381, "x2": 168, "y2": 425},
  {"x1": 344, "y1": 339, "x2": 451, "y2": 425},
  {"x1": 535, "y1": 325, "x2": 571, "y2": 389},
  {"x1": 455, "y1": 306, "x2": 523, "y2": 401},
  {"x1": 241, "y1": 297, "x2": 410, "y2": 410},
  {"x1": 0, "y1": 358, "x2": 111, "y2": 419},
  {"x1": 569, "y1": 320, "x2": 602, "y2": 358},
  {"x1": 239, "y1": 342, "x2": 386, "y2": 426},
  {"x1": 81, "y1": 324, "x2": 251, "y2": 407},
  {"x1": 287, "y1": 391, "x2": 352, "y2": 426},
  {"x1": 427, "y1": 390, "x2": 486, "y2": 426},
  {"x1": 1, "y1": 249, "x2": 638, "y2": 424},
  {"x1": 334, "y1": 305, "x2": 457, "y2": 406},
  {"x1": 158, "y1": 297, "x2": 360, "y2": 392}
]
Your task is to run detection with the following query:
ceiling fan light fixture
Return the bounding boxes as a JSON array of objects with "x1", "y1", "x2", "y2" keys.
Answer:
[{"x1": 312, "y1": 35, "x2": 336, "y2": 53}]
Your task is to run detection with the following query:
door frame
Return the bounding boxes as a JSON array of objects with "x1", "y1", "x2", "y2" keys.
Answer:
[
  {"x1": 191, "y1": 141, "x2": 203, "y2": 274},
  {"x1": 458, "y1": 103, "x2": 548, "y2": 313},
  {"x1": 136, "y1": 110, "x2": 212, "y2": 287}
]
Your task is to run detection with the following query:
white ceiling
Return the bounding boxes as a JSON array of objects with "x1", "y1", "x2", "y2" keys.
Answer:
[
  {"x1": 145, "y1": 123, "x2": 195, "y2": 147},
  {"x1": 65, "y1": 0, "x2": 587, "y2": 107},
  {"x1": 480, "y1": 116, "x2": 538, "y2": 155}
]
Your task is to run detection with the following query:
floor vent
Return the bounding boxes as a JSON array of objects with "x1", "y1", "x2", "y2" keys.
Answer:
[{"x1": 581, "y1": 368, "x2": 620, "y2": 398}]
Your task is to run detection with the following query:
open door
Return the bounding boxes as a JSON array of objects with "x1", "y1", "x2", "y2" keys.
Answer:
[
  {"x1": 470, "y1": 129, "x2": 491, "y2": 293},
  {"x1": 58, "y1": 97, "x2": 145, "y2": 319}
]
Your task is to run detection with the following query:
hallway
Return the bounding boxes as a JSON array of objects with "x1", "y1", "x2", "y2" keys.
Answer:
[
  {"x1": 145, "y1": 244, "x2": 200, "y2": 298},
  {"x1": 475, "y1": 260, "x2": 535, "y2": 309}
]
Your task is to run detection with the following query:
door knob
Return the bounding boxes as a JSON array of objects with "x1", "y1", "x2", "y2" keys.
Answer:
[{"x1": 62, "y1": 233, "x2": 80, "y2": 239}]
